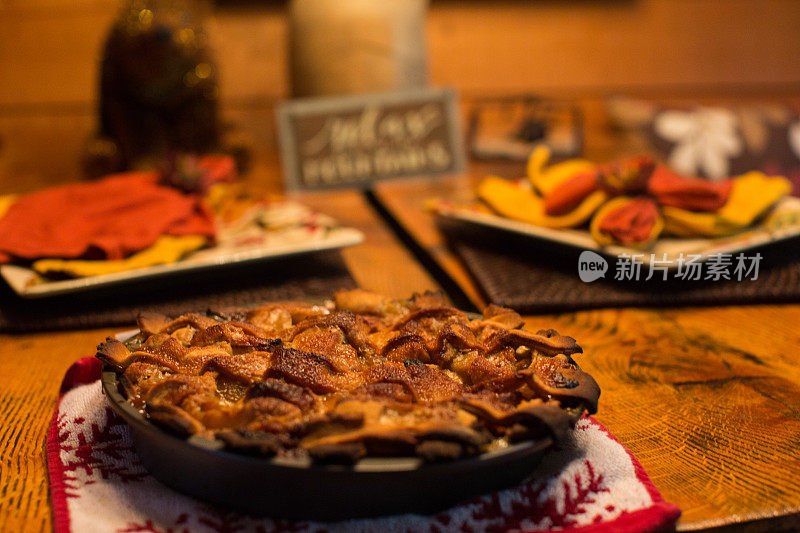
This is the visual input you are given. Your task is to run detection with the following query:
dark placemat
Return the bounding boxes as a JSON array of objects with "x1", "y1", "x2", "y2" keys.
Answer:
[
  {"x1": 440, "y1": 220, "x2": 800, "y2": 314},
  {"x1": 0, "y1": 252, "x2": 356, "y2": 333}
]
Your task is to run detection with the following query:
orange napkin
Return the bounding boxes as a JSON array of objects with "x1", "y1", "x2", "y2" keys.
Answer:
[
  {"x1": 648, "y1": 165, "x2": 733, "y2": 212},
  {"x1": 0, "y1": 172, "x2": 215, "y2": 264}
]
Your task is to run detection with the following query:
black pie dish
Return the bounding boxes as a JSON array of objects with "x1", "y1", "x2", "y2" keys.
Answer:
[{"x1": 101, "y1": 367, "x2": 553, "y2": 521}]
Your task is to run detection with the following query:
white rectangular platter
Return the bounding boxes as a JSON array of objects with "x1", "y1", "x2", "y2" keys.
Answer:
[{"x1": 1, "y1": 200, "x2": 364, "y2": 298}]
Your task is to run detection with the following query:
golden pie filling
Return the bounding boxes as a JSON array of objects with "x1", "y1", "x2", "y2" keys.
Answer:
[{"x1": 98, "y1": 290, "x2": 600, "y2": 463}]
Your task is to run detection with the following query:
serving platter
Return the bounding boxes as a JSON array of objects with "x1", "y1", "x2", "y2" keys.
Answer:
[
  {"x1": 1, "y1": 228, "x2": 363, "y2": 298},
  {"x1": 436, "y1": 196, "x2": 800, "y2": 268},
  {"x1": 1, "y1": 200, "x2": 365, "y2": 298},
  {"x1": 101, "y1": 329, "x2": 553, "y2": 520}
]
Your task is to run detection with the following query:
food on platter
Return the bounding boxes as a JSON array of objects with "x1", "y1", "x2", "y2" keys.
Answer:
[
  {"x1": 98, "y1": 290, "x2": 600, "y2": 464},
  {"x1": 0, "y1": 157, "x2": 349, "y2": 284},
  {"x1": 475, "y1": 146, "x2": 792, "y2": 248}
]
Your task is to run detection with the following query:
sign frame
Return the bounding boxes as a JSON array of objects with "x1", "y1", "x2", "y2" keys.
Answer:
[{"x1": 276, "y1": 87, "x2": 465, "y2": 190}]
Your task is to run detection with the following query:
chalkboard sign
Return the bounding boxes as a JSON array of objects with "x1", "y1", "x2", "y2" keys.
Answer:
[{"x1": 277, "y1": 88, "x2": 465, "y2": 190}]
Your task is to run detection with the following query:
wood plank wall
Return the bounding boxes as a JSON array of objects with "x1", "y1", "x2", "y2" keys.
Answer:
[
  {"x1": 2, "y1": 0, "x2": 800, "y2": 108},
  {"x1": 0, "y1": 0, "x2": 799, "y2": 188}
]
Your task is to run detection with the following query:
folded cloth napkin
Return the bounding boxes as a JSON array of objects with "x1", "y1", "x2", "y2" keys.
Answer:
[
  {"x1": 47, "y1": 358, "x2": 680, "y2": 533},
  {"x1": 592, "y1": 197, "x2": 661, "y2": 246},
  {"x1": 31, "y1": 235, "x2": 208, "y2": 278},
  {"x1": 647, "y1": 165, "x2": 732, "y2": 212},
  {"x1": 0, "y1": 172, "x2": 215, "y2": 264}
]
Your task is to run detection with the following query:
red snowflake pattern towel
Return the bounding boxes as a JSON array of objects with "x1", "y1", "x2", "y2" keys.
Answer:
[{"x1": 47, "y1": 358, "x2": 680, "y2": 533}]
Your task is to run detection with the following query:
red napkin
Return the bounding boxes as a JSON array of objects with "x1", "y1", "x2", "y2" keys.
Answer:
[
  {"x1": 647, "y1": 165, "x2": 733, "y2": 212},
  {"x1": 47, "y1": 358, "x2": 681, "y2": 533},
  {"x1": 0, "y1": 172, "x2": 215, "y2": 264},
  {"x1": 597, "y1": 197, "x2": 660, "y2": 245}
]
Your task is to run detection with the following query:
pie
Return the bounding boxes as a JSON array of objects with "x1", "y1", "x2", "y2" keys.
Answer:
[{"x1": 98, "y1": 290, "x2": 600, "y2": 463}]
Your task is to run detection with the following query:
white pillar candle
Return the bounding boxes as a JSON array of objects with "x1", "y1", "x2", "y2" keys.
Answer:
[{"x1": 289, "y1": 0, "x2": 429, "y2": 97}]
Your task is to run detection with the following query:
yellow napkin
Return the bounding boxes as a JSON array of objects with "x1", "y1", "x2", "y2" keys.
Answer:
[{"x1": 32, "y1": 235, "x2": 207, "y2": 278}]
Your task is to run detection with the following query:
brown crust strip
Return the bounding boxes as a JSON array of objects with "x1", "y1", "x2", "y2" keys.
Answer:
[{"x1": 484, "y1": 328, "x2": 583, "y2": 356}]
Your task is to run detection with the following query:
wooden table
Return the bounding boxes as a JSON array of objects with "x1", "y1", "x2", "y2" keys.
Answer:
[{"x1": 2, "y1": 101, "x2": 800, "y2": 532}]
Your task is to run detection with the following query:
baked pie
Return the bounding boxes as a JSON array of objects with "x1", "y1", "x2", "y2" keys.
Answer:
[{"x1": 98, "y1": 290, "x2": 600, "y2": 463}]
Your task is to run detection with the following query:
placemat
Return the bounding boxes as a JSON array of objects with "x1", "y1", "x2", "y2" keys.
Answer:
[
  {"x1": 47, "y1": 357, "x2": 681, "y2": 533},
  {"x1": 0, "y1": 252, "x2": 356, "y2": 333},
  {"x1": 442, "y1": 222, "x2": 800, "y2": 314}
]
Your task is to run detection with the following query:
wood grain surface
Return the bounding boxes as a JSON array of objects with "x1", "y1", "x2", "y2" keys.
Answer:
[
  {"x1": 531, "y1": 306, "x2": 800, "y2": 531},
  {"x1": 0, "y1": 327, "x2": 119, "y2": 532}
]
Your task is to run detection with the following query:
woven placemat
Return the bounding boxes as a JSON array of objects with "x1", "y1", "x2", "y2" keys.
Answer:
[
  {"x1": 441, "y1": 221, "x2": 800, "y2": 314},
  {"x1": 0, "y1": 252, "x2": 356, "y2": 333}
]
